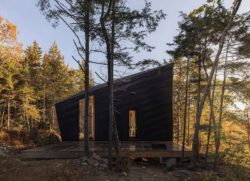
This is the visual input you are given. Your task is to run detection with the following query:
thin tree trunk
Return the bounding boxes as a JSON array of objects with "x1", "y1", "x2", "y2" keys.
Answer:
[
  {"x1": 50, "y1": 106, "x2": 53, "y2": 131},
  {"x1": 52, "y1": 106, "x2": 55, "y2": 130},
  {"x1": 213, "y1": 40, "x2": 229, "y2": 170},
  {"x1": 1, "y1": 105, "x2": 6, "y2": 127},
  {"x1": 43, "y1": 83, "x2": 46, "y2": 129},
  {"x1": 202, "y1": 59, "x2": 218, "y2": 160},
  {"x1": 100, "y1": 0, "x2": 114, "y2": 169},
  {"x1": 193, "y1": 61, "x2": 201, "y2": 160},
  {"x1": 182, "y1": 58, "x2": 190, "y2": 158},
  {"x1": 247, "y1": 103, "x2": 250, "y2": 149},
  {"x1": 177, "y1": 108, "x2": 180, "y2": 143},
  {"x1": 109, "y1": 0, "x2": 120, "y2": 165},
  {"x1": 83, "y1": 0, "x2": 91, "y2": 156},
  {"x1": 248, "y1": 110, "x2": 250, "y2": 149},
  {"x1": 7, "y1": 91, "x2": 10, "y2": 130},
  {"x1": 205, "y1": 68, "x2": 217, "y2": 160},
  {"x1": 191, "y1": 0, "x2": 242, "y2": 165},
  {"x1": 107, "y1": 35, "x2": 114, "y2": 169},
  {"x1": 111, "y1": 1, "x2": 120, "y2": 156},
  {"x1": 25, "y1": 94, "x2": 30, "y2": 132},
  {"x1": 187, "y1": 95, "x2": 191, "y2": 145}
]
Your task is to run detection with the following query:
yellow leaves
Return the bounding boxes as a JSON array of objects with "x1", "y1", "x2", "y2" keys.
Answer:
[
  {"x1": 189, "y1": 4, "x2": 210, "y2": 18},
  {"x1": 6, "y1": 21, "x2": 17, "y2": 37},
  {"x1": 0, "y1": 17, "x2": 23, "y2": 67},
  {"x1": 0, "y1": 17, "x2": 19, "y2": 46}
]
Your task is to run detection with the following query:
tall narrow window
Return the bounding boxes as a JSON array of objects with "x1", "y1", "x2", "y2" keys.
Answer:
[{"x1": 129, "y1": 110, "x2": 136, "y2": 138}]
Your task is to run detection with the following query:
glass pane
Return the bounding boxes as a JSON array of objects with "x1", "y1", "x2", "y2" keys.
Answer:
[{"x1": 129, "y1": 110, "x2": 136, "y2": 138}]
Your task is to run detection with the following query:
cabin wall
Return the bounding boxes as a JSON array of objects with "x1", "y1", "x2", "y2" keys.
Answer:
[
  {"x1": 94, "y1": 64, "x2": 173, "y2": 141},
  {"x1": 55, "y1": 97, "x2": 81, "y2": 141},
  {"x1": 55, "y1": 64, "x2": 173, "y2": 142}
]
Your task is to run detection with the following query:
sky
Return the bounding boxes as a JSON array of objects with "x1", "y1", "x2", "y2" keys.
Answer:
[{"x1": 0, "y1": 0, "x2": 249, "y2": 82}]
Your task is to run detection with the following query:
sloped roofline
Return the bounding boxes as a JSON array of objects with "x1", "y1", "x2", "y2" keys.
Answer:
[{"x1": 56, "y1": 63, "x2": 173, "y2": 104}]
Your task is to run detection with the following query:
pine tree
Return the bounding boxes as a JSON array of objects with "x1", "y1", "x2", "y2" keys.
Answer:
[{"x1": 42, "y1": 42, "x2": 74, "y2": 130}]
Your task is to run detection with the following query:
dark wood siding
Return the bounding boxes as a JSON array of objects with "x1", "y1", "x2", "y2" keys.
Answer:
[{"x1": 55, "y1": 64, "x2": 173, "y2": 142}]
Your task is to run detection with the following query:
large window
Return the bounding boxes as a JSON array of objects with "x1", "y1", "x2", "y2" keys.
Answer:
[
  {"x1": 79, "y1": 96, "x2": 95, "y2": 140},
  {"x1": 129, "y1": 110, "x2": 137, "y2": 138}
]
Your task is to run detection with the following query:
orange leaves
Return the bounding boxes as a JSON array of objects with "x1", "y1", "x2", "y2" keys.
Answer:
[
  {"x1": 6, "y1": 21, "x2": 17, "y2": 38},
  {"x1": 0, "y1": 17, "x2": 19, "y2": 46},
  {"x1": 0, "y1": 17, "x2": 23, "y2": 62}
]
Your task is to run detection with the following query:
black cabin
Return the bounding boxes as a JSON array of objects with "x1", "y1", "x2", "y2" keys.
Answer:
[{"x1": 55, "y1": 64, "x2": 173, "y2": 142}]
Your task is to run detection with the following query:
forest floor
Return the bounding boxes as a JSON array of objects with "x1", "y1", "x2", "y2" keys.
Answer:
[
  {"x1": 0, "y1": 153, "x2": 249, "y2": 181},
  {"x1": 0, "y1": 155, "x2": 218, "y2": 181},
  {"x1": 0, "y1": 130, "x2": 249, "y2": 181}
]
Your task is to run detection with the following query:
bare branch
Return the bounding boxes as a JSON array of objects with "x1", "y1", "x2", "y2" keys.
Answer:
[
  {"x1": 95, "y1": 72, "x2": 107, "y2": 83},
  {"x1": 72, "y1": 56, "x2": 85, "y2": 72},
  {"x1": 54, "y1": 11, "x2": 85, "y2": 53}
]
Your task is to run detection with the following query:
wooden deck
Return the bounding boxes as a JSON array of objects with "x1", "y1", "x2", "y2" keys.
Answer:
[{"x1": 20, "y1": 141, "x2": 192, "y2": 159}]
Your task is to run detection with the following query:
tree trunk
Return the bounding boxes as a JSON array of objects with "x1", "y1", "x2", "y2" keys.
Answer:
[
  {"x1": 248, "y1": 109, "x2": 250, "y2": 149},
  {"x1": 52, "y1": 106, "x2": 55, "y2": 130},
  {"x1": 43, "y1": 83, "x2": 46, "y2": 129},
  {"x1": 247, "y1": 103, "x2": 250, "y2": 149},
  {"x1": 187, "y1": 95, "x2": 191, "y2": 145},
  {"x1": 201, "y1": 59, "x2": 218, "y2": 160},
  {"x1": 192, "y1": 61, "x2": 201, "y2": 161},
  {"x1": 177, "y1": 108, "x2": 180, "y2": 143},
  {"x1": 83, "y1": 0, "x2": 91, "y2": 156},
  {"x1": 213, "y1": 39, "x2": 229, "y2": 170},
  {"x1": 100, "y1": 0, "x2": 115, "y2": 169},
  {"x1": 182, "y1": 58, "x2": 190, "y2": 158},
  {"x1": 25, "y1": 94, "x2": 30, "y2": 132},
  {"x1": 1, "y1": 105, "x2": 6, "y2": 128},
  {"x1": 7, "y1": 91, "x2": 10, "y2": 130},
  {"x1": 205, "y1": 68, "x2": 217, "y2": 160},
  {"x1": 111, "y1": 1, "x2": 120, "y2": 155},
  {"x1": 191, "y1": 0, "x2": 242, "y2": 165},
  {"x1": 110, "y1": 0, "x2": 120, "y2": 164}
]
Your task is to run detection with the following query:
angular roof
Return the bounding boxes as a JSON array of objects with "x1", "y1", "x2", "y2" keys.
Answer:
[{"x1": 56, "y1": 63, "x2": 173, "y2": 104}]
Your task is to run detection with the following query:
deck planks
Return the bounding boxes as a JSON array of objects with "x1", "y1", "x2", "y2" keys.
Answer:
[{"x1": 20, "y1": 141, "x2": 192, "y2": 159}]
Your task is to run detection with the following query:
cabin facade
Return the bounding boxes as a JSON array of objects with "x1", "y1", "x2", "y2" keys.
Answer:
[{"x1": 55, "y1": 64, "x2": 173, "y2": 142}]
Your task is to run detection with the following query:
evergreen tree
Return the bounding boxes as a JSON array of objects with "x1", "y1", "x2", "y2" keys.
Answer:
[
  {"x1": 24, "y1": 41, "x2": 43, "y2": 93},
  {"x1": 42, "y1": 42, "x2": 75, "y2": 130}
]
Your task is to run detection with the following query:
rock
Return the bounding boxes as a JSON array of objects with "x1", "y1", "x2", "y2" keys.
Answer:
[
  {"x1": 121, "y1": 171, "x2": 127, "y2": 176},
  {"x1": 102, "y1": 158, "x2": 108, "y2": 164},
  {"x1": 21, "y1": 161, "x2": 30, "y2": 167},
  {"x1": 99, "y1": 163, "x2": 108, "y2": 169},
  {"x1": 169, "y1": 170, "x2": 193, "y2": 181},
  {"x1": 87, "y1": 157, "x2": 99, "y2": 167},
  {"x1": 166, "y1": 158, "x2": 177, "y2": 170},
  {"x1": 0, "y1": 146, "x2": 7, "y2": 156},
  {"x1": 166, "y1": 174, "x2": 178, "y2": 181},
  {"x1": 92, "y1": 153, "x2": 101, "y2": 160},
  {"x1": 81, "y1": 161, "x2": 88, "y2": 166},
  {"x1": 175, "y1": 170, "x2": 192, "y2": 177}
]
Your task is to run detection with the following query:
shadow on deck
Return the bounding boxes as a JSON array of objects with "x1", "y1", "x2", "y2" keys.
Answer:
[{"x1": 20, "y1": 141, "x2": 192, "y2": 159}]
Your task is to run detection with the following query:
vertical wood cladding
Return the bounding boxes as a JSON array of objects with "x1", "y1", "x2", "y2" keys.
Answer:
[{"x1": 55, "y1": 64, "x2": 173, "y2": 142}]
